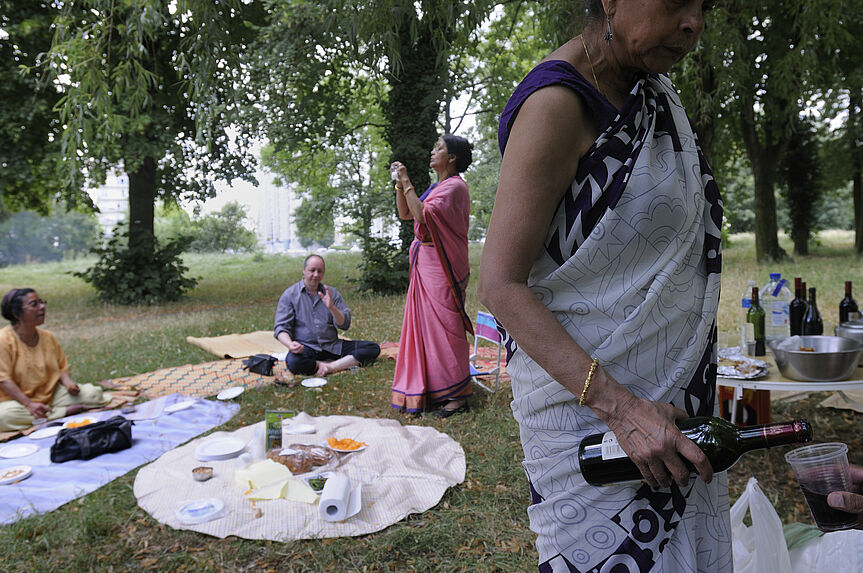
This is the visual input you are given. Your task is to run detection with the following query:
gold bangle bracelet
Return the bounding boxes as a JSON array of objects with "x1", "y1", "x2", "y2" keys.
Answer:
[
  {"x1": 403, "y1": 186, "x2": 414, "y2": 196},
  {"x1": 578, "y1": 357, "x2": 600, "y2": 407}
]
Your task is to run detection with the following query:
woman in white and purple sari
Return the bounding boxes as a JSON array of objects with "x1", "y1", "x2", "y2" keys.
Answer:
[{"x1": 479, "y1": 1, "x2": 728, "y2": 572}]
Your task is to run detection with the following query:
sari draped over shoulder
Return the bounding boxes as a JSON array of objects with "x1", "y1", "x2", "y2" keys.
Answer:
[
  {"x1": 498, "y1": 60, "x2": 731, "y2": 572},
  {"x1": 391, "y1": 176, "x2": 474, "y2": 412}
]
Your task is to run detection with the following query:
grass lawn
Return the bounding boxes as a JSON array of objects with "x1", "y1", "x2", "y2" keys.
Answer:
[{"x1": 0, "y1": 232, "x2": 861, "y2": 572}]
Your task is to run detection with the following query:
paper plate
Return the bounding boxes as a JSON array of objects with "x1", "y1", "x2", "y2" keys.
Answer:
[
  {"x1": 0, "y1": 443, "x2": 39, "y2": 459},
  {"x1": 281, "y1": 423, "x2": 316, "y2": 435},
  {"x1": 217, "y1": 386, "x2": 244, "y2": 400},
  {"x1": 0, "y1": 465, "x2": 32, "y2": 485},
  {"x1": 195, "y1": 438, "x2": 246, "y2": 461},
  {"x1": 301, "y1": 378, "x2": 327, "y2": 388},
  {"x1": 176, "y1": 497, "x2": 226, "y2": 524},
  {"x1": 62, "y1": 417, "x2": 95, "y2": 429},
  {"x1": 29, "y1": 426, "x2": 63, "y2": 440},
  {"x1": 164, "y1": 400, "x2": 197, "y2": 414}
]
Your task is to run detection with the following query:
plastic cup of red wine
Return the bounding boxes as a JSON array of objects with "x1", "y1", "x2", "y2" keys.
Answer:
[{"x1": 785, "y1": 442, "x2": 857, "y2": 532}]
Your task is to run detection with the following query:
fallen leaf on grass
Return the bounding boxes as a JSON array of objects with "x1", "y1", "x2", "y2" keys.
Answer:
[{"x1": 497, "y1": 539, "x2": 524, "y2": 553}]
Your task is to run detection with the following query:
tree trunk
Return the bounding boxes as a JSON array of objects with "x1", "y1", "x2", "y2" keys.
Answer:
[
  {"x1": 688, "y1": 48, "x2": 717, "y2": 160},
  {"x1": 792, "y1": 226, "x2": 809, "y2": 256},
  {"x1": 384, "y1": 22, "x2": 447, "y2": 255},
  {"x1": 739, "y1": 92, "x2": 787, "y2": 262},
  {"x1": 751, "y1": 152, "x2": 786, "y2": 262},
  {"x1": 851, "y1": 92, "x2": 863, "y2": 254},
  {"x1": 127, "y1": 155, "x2": 157, "y2": 248}
]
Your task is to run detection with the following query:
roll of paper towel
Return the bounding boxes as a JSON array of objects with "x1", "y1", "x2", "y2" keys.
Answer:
[{"x1": 318, "y1": 473, "x2": 362, "y2": 522}]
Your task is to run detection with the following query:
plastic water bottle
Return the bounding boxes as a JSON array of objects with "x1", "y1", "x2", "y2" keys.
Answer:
[
  {"x1": 740, "y1": 279, "x2": 757, "y2": 348},
  {"x1": 760, "y1": 273, "x2": 793, "y2": 342}
]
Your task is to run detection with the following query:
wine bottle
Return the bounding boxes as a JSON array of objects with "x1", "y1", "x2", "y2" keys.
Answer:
[
  {"x1": 802, "y1": 287, "x2": 824, "y2": 335},
  {"x1": 839, "y1": 281, "x2": 860, "y2": 324},
  {"x1": 789, "y1": 277, "x2": 808, "y2": 336},
  {"x1": 578, "y1": 417, "x2": 812, "y2": 486},
  {"x1": 746, "y1": 286, "x2": 766, "y2": 356}
]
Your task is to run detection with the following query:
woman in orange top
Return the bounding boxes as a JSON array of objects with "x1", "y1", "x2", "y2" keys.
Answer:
[{"x1": 0, "y1": 288, "x2": 110, "y2": 431}]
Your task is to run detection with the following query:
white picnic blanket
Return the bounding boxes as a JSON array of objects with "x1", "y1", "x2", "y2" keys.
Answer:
[
  {"x1": 133, "y1": 413, "x2": 466, "y2": 540},
  {"x1": 0, "y1": 394, "x2": 239, "y2": 524}
]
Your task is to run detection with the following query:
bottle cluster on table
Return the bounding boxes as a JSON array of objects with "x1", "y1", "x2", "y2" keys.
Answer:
[{"x1": 739, "y1": 274, "x2": 860, "y2": 355}]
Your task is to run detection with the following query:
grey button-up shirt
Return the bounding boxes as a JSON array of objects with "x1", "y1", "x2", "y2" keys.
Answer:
[{"x1": 273, "y1": 280, "x2": 351, "y2": 354}]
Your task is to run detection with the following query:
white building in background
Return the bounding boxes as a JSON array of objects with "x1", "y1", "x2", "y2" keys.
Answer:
[
  {"x1": 88, "y1": 172, "x2": 129, "y2": 235},
  {"x1": 86, "y1": 165, "x2": 358, "y2": 253},
  {"x1": 255, "y1": 179, "x2": 301, "y2": 253}
]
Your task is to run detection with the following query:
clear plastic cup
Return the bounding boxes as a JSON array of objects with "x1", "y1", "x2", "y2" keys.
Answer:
[{"x1": 785, "y1": 442, "x2": 858, "y2": 531}]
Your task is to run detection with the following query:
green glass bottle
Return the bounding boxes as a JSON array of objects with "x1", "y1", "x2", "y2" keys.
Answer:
[
  {"x1": 578, "y1": 417, "x2": 812, "y2": 486},
  {"x1": 746, "y1": 286, "x2": 766, "y2": 356}
]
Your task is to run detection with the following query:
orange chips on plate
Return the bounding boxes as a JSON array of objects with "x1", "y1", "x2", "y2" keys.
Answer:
[{"x1": 326, "y1": 437, "x2": 366, "y2": 451}]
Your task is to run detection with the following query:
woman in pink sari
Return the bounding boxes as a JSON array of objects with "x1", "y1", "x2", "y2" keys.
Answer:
[{"x1": 390, "y1": 134, "x2": 474, "y2": 418}]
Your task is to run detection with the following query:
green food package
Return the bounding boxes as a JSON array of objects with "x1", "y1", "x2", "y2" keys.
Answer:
[{"x1": 265, "y1": 410, "x2": 296, "y2": 450}]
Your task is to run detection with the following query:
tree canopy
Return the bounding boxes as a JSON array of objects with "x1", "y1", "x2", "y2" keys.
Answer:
[
  {"x1": 43, "y1": 0, "x2": 264, "y2": 245},
  {"x1": 4, "y1": 0, "x2": 863, "y2": 295},
  {"x1": 0, "y1": 0, "x2": 72, "y2": 215}
]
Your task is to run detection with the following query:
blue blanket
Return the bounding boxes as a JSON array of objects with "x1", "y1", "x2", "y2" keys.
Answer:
[{"x1": 0, "y1": 393, "x2": 238, "y2": 524}]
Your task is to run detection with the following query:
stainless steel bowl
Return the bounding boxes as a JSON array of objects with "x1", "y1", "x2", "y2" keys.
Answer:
[
  {"x1": 768, "y1": 336, "x2": 863, "y2": 382},
  {"x1": 835, "y1": 320, "x2": 863, "y2": 365}
]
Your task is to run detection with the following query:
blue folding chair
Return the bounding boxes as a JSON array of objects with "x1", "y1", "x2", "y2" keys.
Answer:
[{"x1": 469, "y1": 311, "x2": 503, "y2": 393}]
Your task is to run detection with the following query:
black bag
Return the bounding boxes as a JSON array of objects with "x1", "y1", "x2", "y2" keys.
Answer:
[
  {"x1": 242, "y1": 353, "x2": 277, "y2": 376},
  {"x1": 50, "y1": 415, "x2": 134, "y2": 463}
]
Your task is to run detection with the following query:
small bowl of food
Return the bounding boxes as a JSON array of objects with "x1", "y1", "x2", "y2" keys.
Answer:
[
  {"x1": 192, "y1": 466, "x2": 213, "y2": 482},
  {"x1": 768, "y1": 336, "x2": 863, "y2": 382},
  {"x1": 303, "y1": 471, "x2": 333, "y2": 494}
]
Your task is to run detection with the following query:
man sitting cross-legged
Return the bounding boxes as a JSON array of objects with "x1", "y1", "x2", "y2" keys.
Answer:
[{"x1": 274, "y1": 254, "x2": 380, "y2": 377}]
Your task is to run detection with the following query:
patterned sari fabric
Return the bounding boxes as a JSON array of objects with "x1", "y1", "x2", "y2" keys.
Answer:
[
  {"x1": 498, "y1": 61, "x2": 730, "y2": 572},
  {"x1": 391, "y1": 176, "x2": 474, "y2": 412}
]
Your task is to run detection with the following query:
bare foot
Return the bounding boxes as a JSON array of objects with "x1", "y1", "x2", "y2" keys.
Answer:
[
  {"x1": 315, "y1": 362, "x2": 331, "y2": 377},
  {"x1": 66, "y1": 404, "x2": 88, "y2": 416}
]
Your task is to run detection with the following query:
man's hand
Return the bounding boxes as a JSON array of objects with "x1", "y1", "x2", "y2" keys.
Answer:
[
  {"x1": 26, "y1": 401, "x2": 51, "y2": 419},
  {"x1": 288, "y1": 340, "x2": 304, "y2": 354},
  {"x1": 828, "y1": 464, "x2": 863, "y2": 529},
  {"x1": 318, "y1": 285, "x2": 334, "y2": 309}
]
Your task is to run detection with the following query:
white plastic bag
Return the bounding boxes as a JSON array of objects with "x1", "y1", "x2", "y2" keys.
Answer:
[
  {"x1": 789, "y1": 529, "x2": 863, "y2": 573},
  {"x1": 731, "y1": 476, "x2": 792, "y2": 573}
]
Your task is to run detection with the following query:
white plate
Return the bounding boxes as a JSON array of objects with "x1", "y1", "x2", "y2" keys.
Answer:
[
  {"x1": 164, "y1": 400, "x2": 197, "y2": 414},
  {"x1": 0, "y1": 443, "x2": 39, "y2": 459},
  {"x1": 176, "y1": 497, "x2": 226, "y2": 524},
  {"x1": 195, "y1": 438, "x2": 246, "y2": 461},
  {"x1": 301, "y1": 378, "x2": 327, "y2": 388},
  {"x1": 281, "y1": 423, "x2": 316, "y2": 435},
  {"x1": 62, "y1": 417, "x2": 95, "y2": 429},
  {"x1": 217, "y1": 386, "x2": 244, "y2": 400},
  {"x1": 29, "y1": 426, "x2": 63, "y2": 440},
  {"x1": 0, "y1": 465, "x2": 32, "y2": 485}
]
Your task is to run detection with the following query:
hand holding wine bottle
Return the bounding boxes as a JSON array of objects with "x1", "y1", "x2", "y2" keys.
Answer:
[
  {"x1": 580, "y1": 417, "x2": 812, "y2": 487},
  {"x1": 828, "y1": 464, "x2": 863, "y2": 530},
  {"x1": 598, "y1": 394, "x2": 714, "y2": 489}
]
